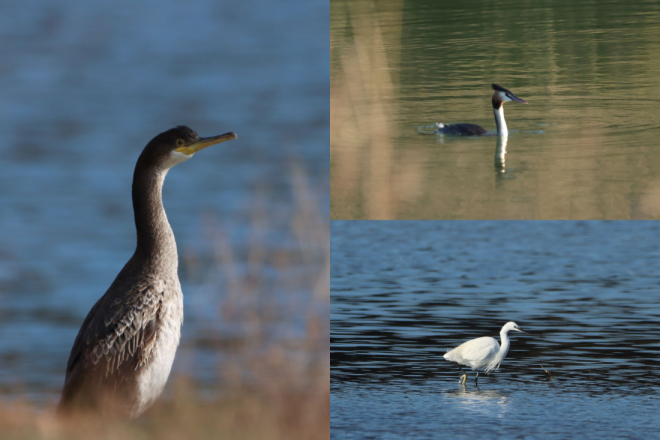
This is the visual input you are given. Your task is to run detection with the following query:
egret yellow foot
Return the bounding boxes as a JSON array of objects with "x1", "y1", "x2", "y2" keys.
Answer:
[{"x1": 459, "y1": 373, "x2": 467, "y2": 386}]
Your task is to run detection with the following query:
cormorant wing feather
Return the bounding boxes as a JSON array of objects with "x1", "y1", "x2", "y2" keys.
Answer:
[{"x1": 59, "y1": 277, "x2": 165, "y2": 410}]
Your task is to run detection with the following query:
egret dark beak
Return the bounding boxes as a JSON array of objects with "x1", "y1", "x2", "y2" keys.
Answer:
[{"x1": 175, "y1": 132, "x2": 238, "y2": 155}]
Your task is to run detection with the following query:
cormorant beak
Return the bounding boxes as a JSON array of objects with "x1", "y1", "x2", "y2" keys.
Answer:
[
  {"x1": 175, "y1": 132, "x2": 238, "y2": 155},
  {"x1": 508, "y1": 94, "x2": 528, "y2": 104}
]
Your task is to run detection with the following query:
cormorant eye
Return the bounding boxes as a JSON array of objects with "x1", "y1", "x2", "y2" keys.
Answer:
[{"x1": 176, "y1": 139, "x2": 185, "y2": 147}]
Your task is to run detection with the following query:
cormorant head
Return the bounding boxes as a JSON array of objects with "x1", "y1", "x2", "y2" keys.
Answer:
[{"x1": 139, "y1": 125, "x2": 238, "y2": 171}]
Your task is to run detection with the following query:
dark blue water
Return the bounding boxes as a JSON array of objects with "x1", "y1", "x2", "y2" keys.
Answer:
[
  {"x1": 0, "y1": 0, "x2": 329, "y2": 404},
  {"x1": 332, "y1": 221, "x2": 660, "y2": 439}
]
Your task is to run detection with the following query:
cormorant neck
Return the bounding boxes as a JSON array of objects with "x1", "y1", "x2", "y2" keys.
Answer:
[
  {"x1": 132, "y1": 162, "x2": 177, "y2": 266},
  {"x1": 493, "y1": 104, "x2": 508, "y2": 137}
]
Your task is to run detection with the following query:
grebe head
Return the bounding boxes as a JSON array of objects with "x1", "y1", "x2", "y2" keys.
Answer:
[{"x1": 491, "y1": 84, "x2": 528, "y2": 108}]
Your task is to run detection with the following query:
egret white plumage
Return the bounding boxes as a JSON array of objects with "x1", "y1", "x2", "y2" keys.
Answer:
[{"x1": 443, "y1": 322, "x2": 526, "y2": 386}]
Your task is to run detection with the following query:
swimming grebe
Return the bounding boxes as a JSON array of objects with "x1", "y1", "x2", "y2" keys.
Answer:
[{"x1": 437, "y1": 84, "x2": 528, "y2": 136}]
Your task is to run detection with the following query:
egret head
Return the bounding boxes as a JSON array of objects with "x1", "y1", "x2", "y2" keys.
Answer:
[{"x1": 503, "y1": 321, "x2": 526, "y2": 334}]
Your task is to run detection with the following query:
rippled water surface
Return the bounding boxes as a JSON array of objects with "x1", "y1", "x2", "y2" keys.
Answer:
[
  {"x1": 331, "y1": 221, "x2": 660, "y2": 439},
  {"x1": 0, "y1": 0, "x2": 328, "y2": 404},
  {"x1": 331, "y1": 0, "x2": 660, "y2": 219}
]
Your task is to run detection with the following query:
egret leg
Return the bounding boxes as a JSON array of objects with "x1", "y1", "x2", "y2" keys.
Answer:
[
  {"x1": 474, "y1": 371, "x2": 480, "y2": 386},
  {"x1": 455, "y1": 364, "x2": 468, "y2": 385}
]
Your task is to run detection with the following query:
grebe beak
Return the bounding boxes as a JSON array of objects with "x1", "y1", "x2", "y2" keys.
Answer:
[{"x1": 508, "y1": 94, "x2": 528, "y2": 104}]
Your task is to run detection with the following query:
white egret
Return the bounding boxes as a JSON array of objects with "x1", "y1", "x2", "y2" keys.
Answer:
[{"x1": 443, "y1": 322, "x2": 526, "y2": 386}]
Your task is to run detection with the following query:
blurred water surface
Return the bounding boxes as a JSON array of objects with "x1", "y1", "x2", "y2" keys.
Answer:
[
  {"x1": 0, "y1": 0, "x2": 329, "y2": 403},
  {"x1": 331, "y1": 221, "x2": 660, "y2": 439},
  {"x1": 331, "y1": 0, "x2": 660, "y2": 219}
]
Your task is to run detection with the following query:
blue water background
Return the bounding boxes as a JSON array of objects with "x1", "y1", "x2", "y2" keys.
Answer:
[{"x1": 0, "y1": 0, "x2": 329, "y2": 403}]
